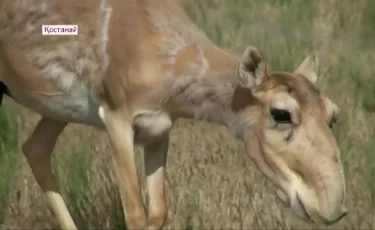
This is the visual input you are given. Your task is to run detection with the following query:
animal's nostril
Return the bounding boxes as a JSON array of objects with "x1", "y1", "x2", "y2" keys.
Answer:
[
  {"x1": 341, "y1": 206, "x2": 348, "y2": 214},
  {"x1": 323, "y1": 210, "x2": 347, "y2": 225},
  {"x1": 334, "y1": 211, "x2": 347, "y2": 223},
  {"x1": 332, "y1": 155, "x2": 339, "y2": 163}
]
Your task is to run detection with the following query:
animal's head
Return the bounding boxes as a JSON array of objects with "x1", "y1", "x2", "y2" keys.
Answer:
[{"x1": 231, "y1": 46, "x2": 347, "y2": 225}]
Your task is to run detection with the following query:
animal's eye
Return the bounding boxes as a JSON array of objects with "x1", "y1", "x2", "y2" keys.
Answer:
[{"x1": 270, "y1": 108, "x2": 291, "y2": 124}]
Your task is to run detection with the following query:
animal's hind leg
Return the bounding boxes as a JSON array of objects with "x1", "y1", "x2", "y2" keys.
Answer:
[{"x1": 22, "y1": 117, "x2": 77, "y2": 230}]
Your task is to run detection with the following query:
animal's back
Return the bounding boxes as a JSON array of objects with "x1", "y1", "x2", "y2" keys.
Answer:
[
  {"x1": 0, "y1": 0, "x2": 109, "y2": 126},
  {"x1": 0, "y1": 0, "x2": 218, "y2": 126}
]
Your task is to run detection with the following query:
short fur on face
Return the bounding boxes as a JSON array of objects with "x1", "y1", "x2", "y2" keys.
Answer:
[{"x1": 231, "y1": 47, "x2": 345, "y2": 223}]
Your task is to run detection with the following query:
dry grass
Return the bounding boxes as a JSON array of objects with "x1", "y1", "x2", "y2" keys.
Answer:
[{"x1": 1, "y1": 0, "x2": 375, "y2": 229}]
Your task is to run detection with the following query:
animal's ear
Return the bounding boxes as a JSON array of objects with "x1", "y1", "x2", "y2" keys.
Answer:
[
  {"x1": 295, "y1": 53, "x2": 319, "y2": 84},
  {"x1": 237, "y1": 46, "x2": 269, "y2": 91},
  {"x1": 231, "y1": 85, "x2": 254, "y2": 112}
]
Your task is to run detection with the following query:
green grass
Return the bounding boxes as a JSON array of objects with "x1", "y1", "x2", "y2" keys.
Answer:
[
  {"x1": 0, "y1": 105, "x2": 19, "y2": 224},
  {"x1": 1, "y1": 0, "x2": 375, "y2": 229},
  {"x1": 52, "y1": 133, "x2": 126, "y2": 229},
  {"x1": 53, "y1": 142, "x2": 95, "y2": 228}
]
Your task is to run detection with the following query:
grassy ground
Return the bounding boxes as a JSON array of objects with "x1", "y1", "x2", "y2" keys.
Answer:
[{"x1": 1, "y1": 0, "x2": 375, "y2": 229}]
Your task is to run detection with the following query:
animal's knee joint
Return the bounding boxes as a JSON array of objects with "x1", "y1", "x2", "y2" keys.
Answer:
[
  {"x1": 133, "y1": 110, "x2": 172, "y2": 144},
  {"x1": 126, "y1": 211, "x2": 147, "y2": 229},
  {"x1": 147, "y1": 208, "x2": 168, "y2": 229}
]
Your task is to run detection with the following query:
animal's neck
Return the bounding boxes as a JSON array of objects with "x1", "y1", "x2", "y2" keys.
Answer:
[
  {"x1": 200, "y1": 45, "x2": 240, "y2": 77},
  {"x1": 166, "y1": 45, "x2": 255, "y2": 139},
  {"x1": 172, "y1": 76, "x2": 235, "y2": 125}
]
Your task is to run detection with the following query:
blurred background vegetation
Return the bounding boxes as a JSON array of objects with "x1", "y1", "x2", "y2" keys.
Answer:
[{"x1": 1, "y1": 0, "x2": 375, "y2": 229}]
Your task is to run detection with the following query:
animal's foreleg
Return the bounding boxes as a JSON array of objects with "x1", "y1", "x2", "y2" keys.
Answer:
[
  {"x1": 144, "y1": 134, "x2": 169, "y2": 230},
  {"x1": 22, "y1": 117, "x2": 76, "y2": 230},
  {"x1": 99, "y1": 106, "x2": 147, "y2": 229}
]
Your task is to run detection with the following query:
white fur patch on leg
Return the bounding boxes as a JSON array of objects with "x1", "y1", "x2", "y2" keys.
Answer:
[{"x1": 98, "y1": 106, "x2": 106, "y2": 121}]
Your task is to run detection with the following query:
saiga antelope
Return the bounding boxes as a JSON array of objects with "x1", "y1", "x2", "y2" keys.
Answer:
[{"x1": 0, "y1": 0, "x2": 347, "y2": 229}]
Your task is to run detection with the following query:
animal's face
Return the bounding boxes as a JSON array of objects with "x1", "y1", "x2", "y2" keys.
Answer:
[{"x1": 232, "y1": 47, "x2": 347, "y2": 225}]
